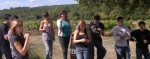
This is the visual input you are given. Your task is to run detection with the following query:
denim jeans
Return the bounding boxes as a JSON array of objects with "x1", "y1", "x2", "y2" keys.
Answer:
[
  {"x1": 93, "y1": 36, "x2": 106, "y2": 59},
  {"x1": 75, "y1": 47, "x2": 89, "y2": 59},
  {"x1": 88, "y1": 41, "x2": 94, "y2": 59},
  {"x1": 43, "y1": 40, "x2": 53, "y2": 59},
  {"x1": 136, "y1": 47, "x2": 150, "y2": 59},
  {"x1": 59, "y1": 36, "x2": 70, "y2": 59},
  {"x1": 115, "y1": 46, "x2": 130, "y2": 59}
]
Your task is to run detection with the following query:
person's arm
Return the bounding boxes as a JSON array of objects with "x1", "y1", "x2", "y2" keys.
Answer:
[
  {"x1": 39, "y1": 21, "x2": 45, "y2": 31},
  {"x1": 97, "y1": 23, "x2": 105, "y2": 36},
  {"x1": 86, "y1": 30, "x2": 92, "y2": 43},
  {"x1": 143, "y1": 30, "x2": 150, "y2": 44},
  {"x1": 147, "y1": 31, "x2": 150, "y2": 44},
  {"x1": 124, "y1": 27, "x2": 131, "y2": 40},
  {"x1": 13, "y1": 33, "x2": 30, "y2": 56},
  {"x1": 57, "y1": 19, "x2": 63, "y2": 36},
  {"x1": 130, "y1": 30, "x2": 136, "y2": 41},
  {"x1": 68, "y1": 20, "x2": 72, "y2": 35},
  {"x1": 50, "y1": 20, "x2": 55, "y2": 41},
  {"x1": 112, "y1": 27, "x2": 121, "y2": 41},
  {"x1": 1, "y1": 26, "x2": 8, "y2": 40},
  {"x1": 73, "y1": 30, "x2": 86, "y2": 43},
  {"x1": 57, "y1": 19, "x2": 62, "y2": 31}
]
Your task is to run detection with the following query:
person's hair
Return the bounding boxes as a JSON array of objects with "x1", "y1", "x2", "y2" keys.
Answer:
[
  {"x1": 43, "y1": 12, "x2": 49, "y2": 17},
  {"x1": 138, "y1": 21, "x2": 146, "y2": 26},
  {"x1": 117, "y1": 17, "x2": 123, "y2": 22},
  {"x1": 10, "y1": 19, "x2": 23, "y2": 35},
  {"x1": 10, "y1": 15, "x2": 19, "y2": 21},
  {"x1": 13, "y1": 15, "x2": 19, "y2": 19},
  {"x1": 3, "y1": 14, "x2": 11, "y2": 20},
  {"x1": 94, "y1": 15, "x2": 101, "y2": 21},
  {"x1": 77, "y1": 20, "x2": 86, "y2": 33},
  {"x1": 59, "y1": 10, "x2": 67, "y2": 19}
]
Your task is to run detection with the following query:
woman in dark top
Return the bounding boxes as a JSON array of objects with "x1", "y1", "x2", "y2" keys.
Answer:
[
  {"x1": 9, "y1": 19, "x2": 29, "y2": 59},
  {"x1": 73, "y1": 20, "x2": 92, "y2": 59}
]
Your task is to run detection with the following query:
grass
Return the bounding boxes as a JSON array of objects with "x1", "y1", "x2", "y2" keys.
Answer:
[{"x1": 28, "y1": 33, "x2": 150, "y2": 59}]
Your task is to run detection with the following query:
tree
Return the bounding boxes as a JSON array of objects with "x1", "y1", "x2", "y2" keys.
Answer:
[{"x1": 76, "y1": 0, "x2": 150, "y2": 20}]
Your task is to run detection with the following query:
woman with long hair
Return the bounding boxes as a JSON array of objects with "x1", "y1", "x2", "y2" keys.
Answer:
[
  {"x1": 9, "y1": 19, "x2": 29, "y2": 59},
  {"x1": 39, "y1": 12, "x2": 55, "y2": 59},
  {"x1": 57, "y1": 10, "x2": 71, "y2": 59},
  {"x1": 73, "y1": 20, "x2": 92, "y2": 59}
]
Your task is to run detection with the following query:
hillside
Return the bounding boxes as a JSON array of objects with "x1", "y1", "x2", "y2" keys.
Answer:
[{"x1": 0, "y1": 4, "x2": 150, "y2": 21}]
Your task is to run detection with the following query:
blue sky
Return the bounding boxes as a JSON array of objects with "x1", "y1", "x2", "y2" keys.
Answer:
[{"x1": 0, "y1": 0, "x2": 78, "y2": 10}]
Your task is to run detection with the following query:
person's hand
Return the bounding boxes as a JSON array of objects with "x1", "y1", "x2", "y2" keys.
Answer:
[
  {"x1": 124, "y1": 32, "x2": 128, "y2": 36},
  {"x1": 81, "y1": 38, "x2": 86, "y2": 43},
  {"x1": 97, "y1": 28, "x2": 102, "y2": 32},
  {"x1": 60, "y1": 18, "x2": 63, "y2": 21},
  {"x1": 85, "y1": 39, "x2": 90, "y2": 43},
  {"x1": 144, "y1": 40, "x2": 148, "y2": 44},
  {"x1": 120, "y1": 36, "x2": 125, "y2": 40},
  {"x1": 24, "y1": 33, "x2": 30, "y2": 40}
]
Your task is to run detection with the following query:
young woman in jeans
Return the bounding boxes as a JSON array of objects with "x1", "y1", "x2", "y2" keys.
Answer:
[
  {"x1": 57, "y1": 10, "x2": 71, "y2": 59},
  {"x1": 39, "y1": 12, "x2": 55, "y2": 59},
  {"x1": 73, "y1": 20, "x2": 92, "y2": 59}
]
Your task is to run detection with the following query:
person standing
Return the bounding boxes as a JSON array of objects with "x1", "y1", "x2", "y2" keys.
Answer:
[
  {"x1": 9, "y1": 19, "x2": 29, "y2": 59},
  {"x1": 89, "y1": 15, "x2": 106, "y2": 59},
  {"x1": 0, "y1": 14, "x2": 13, "y2": 59},
  {"x1": 57, "y1": 10, "x2": 71, "y2": 59},
  {"x1": 131, "y1": 21, "x2": 150, "y2": 59},
  {"x1": 112, "y1": 17, "x2": 131, "y2": 59},
  {"x1": 39, "y1": 12, "x2": 55, "y2": 59},
  {"x1": 73, "y1": 20, "x2": 92, "y2": 59}
]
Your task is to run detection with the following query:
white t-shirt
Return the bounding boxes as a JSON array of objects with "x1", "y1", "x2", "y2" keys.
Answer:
[{"x1": 112, "y1": 25, "x2": 131, "y2": 46}]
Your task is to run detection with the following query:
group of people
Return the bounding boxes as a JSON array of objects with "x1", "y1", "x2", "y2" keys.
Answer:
[
  {"x1": 112, "y1": 17, "x2": 150, "y2": 59},
  {"x1": 0, "y1": 10, "x2": 149, "y2": 59}
]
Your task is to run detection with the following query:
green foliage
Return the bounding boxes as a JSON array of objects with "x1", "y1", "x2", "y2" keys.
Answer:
[
  {"x1": 0, "y1": 4, "x2": 150, "y2": 20},
  {"x1": 77, "y1": 0, "x2": 150, "y2": 20},
  {"x1": 23, "y1": 20, "x2": 41, "y2": 30}
]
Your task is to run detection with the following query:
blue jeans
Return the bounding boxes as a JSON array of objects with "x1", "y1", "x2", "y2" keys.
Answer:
[
  {"x1": 115, "y1": 46, "x2": 130, "y2": 59},
  {"x1": 75, "y1": 47, "x2": 89, "y2": 59},
  {"x1": 136, "y1": 47, "x2": 150, "y2": 59},
  {"x1": 43, "y1": 40, "x2": 53, "y2": 59},
  {"x1": 93, "y1": 36, "x2": 106, "y2": 59},
  {"x1": 59, "y1": 36, "x2": 70, "y2": 59}
]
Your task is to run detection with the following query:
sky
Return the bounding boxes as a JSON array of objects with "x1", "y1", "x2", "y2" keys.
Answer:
[{"x1": 0, "y1": 0, "x2": 78, "y2": 10}]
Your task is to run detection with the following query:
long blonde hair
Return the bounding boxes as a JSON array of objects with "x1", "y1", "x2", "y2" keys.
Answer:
[
  {"x1": 10, "y1": 19, "x2": 23, "y2": 35},
  {"x1": 77, "y1": 20, "x2": 86, "y2": 33}
]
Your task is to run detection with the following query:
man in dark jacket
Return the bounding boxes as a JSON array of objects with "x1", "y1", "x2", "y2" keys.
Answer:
[{"x1": 0, "y1": 14, "x2": 13, "y2": 59}]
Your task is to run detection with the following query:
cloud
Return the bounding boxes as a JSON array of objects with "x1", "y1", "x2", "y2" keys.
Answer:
[
  {"x1": 0, "y1": 1, "x2": 24, "y2": 10},
  {"x1": 0, "y1": 0, "x2": 76, "y2": 10},
  {"x1": 48, "y1": 0, "x2": 59, "y2": 3},
  {"x1": 0, "y1": 1, "x2": 23, "y2": 6},
  {"x1": 29, "y1": 0, "x2": 36, "y2": 3}
]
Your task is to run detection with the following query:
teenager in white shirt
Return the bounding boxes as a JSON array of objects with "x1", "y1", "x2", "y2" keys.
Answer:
[{"x1": 112, "y1": 17, "x2": 131, "y2": 59}]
